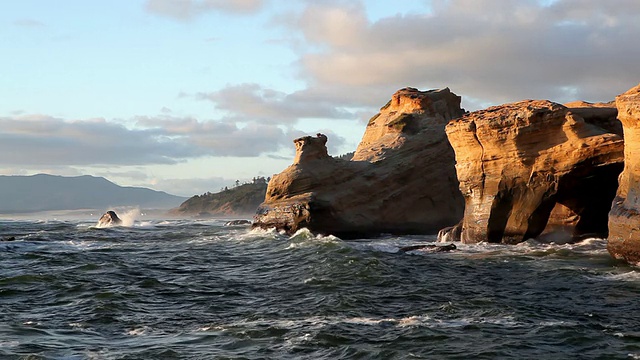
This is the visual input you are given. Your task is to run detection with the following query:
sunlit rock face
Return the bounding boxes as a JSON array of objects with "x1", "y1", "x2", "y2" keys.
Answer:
[
  {"x1": 252, "y1": 88, "x2": 466, "y2": 238},
  {"x1": 445, "y1": 100, "x2": 624, "y2": 244},
  {"x1": 608, "y1": 84, "x2": 640, "y2": 264}
]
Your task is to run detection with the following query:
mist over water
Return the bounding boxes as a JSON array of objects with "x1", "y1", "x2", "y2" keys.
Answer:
[{"x1": 1, "y1": 217, "x2": 639, "y2": 359}]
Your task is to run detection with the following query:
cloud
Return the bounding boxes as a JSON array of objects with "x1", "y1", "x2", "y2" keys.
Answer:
[
  {"x1": 196, "y1": 83, "x2": 356, "y2": 124},
  {"x1": 13, "y1": 19, "x2": 45, "y2": 28},
  {"x1": 148, "y1": 176, "x2": 233, "y2": 196},
  {"x1": 0, "y1": 114, "x2": 293, "y2": 166},
  {"x1": 93, "y1": 169, "x2": 152, "y2": 182},
  {"x1": 145, "y1": 0, "x2": 264, "y2": 20},
  {"x1": 284, "y1": 0, "x2": 640, "y2": 109}
]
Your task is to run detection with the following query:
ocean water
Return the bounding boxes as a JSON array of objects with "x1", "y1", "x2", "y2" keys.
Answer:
[{"x1": 1, "y1": 213, "x2": 639, "y2": 359}]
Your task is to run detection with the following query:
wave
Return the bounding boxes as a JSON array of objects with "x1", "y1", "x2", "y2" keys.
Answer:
[
  {"x1": 195, "y1": 312, "x2": 578, "y2": 334},
  {"x1": 286, "y1": 228, "x2": 342, "y2": 249}
]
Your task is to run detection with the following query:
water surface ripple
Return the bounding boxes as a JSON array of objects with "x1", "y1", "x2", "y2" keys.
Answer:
[{"x1": 0, "y1": 219, "x2": 639, "y2": 359}]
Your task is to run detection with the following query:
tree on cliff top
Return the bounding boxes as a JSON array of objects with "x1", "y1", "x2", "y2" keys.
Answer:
[{"x1": 169, "y1": 179, "x2": 268, "y2": 217}]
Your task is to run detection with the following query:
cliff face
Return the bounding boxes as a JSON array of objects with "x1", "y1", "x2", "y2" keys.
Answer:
[
  {"x1": 445, "y1": 100, "x2": 624, "y2": 244},
  {"x1": 252, "y1": 88, "x2": 466, "y2": 238},
  {"x1": 608, "y1": 84, "x2": 640, "y2": 263},
  {"x1": 353, "y1": 88, "x2": 465, "y2": 162}
]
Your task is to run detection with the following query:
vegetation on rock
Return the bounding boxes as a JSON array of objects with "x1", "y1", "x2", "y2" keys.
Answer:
[{"x1": 170, "y1": 177, "x2": 268, "y2": 217}]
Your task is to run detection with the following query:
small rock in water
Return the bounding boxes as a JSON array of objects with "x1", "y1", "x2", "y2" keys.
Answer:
[
  {"x1": 224, "y1": 219, "x2": 252, "y2": 226},
  {"x1": 399, "y1": 243, "x2": 457, "y2": 253},
  {"x1": 1, "y1": 236, "x2": 16, "y2": 242},
  {"x1": 97, "y1": 210, "x2": 123, "y2": 227}
]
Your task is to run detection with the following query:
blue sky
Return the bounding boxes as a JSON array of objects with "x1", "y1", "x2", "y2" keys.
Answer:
[{"x1": 1, "y1": 0, "x2": 639, "y2": 196}]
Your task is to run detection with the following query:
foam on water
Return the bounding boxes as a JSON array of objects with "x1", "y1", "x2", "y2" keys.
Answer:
[
  {"x1": 196, "y1": 312, "x2": 582, "y2": 335},
  {"x1": 2, "y1": 218, "x2": 640, "y2": 359},
  {"x1": 286, "y1": 228, "x2": 342, "y2": 249}
]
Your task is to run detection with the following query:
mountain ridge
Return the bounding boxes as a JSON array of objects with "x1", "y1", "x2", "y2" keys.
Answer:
[{"x1": 0, "y1": 174, "x2": 187, "y2": 213}]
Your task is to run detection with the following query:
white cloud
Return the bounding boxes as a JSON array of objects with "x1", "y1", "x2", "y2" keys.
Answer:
[
  {"x1": 148, "y1": 176, "x2": 233, "y2": 197},
  {"x1": 284, "y1": 0, "x2": 640, "y2": 109},
  {"x1": 0, "y1": 114, "x2": 292, "y2": 166},
  {"x1": 145, "y1": 0, "x2": 264, "y2": 20},
  {"x1": 13, "y1": 19, "x2": 45, "y2": 28},
  {"x1": 0, "y1": 112, "x2": 347, "y2": 170},
  {"x1": 196, "y1": 83, "x2": 356, "y2": 124}
]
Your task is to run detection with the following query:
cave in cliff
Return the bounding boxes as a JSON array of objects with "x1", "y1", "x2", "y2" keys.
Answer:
[
  {"x1": 446, "y1": 100, "x2": 625, "y2": 245},
  {"x1": 484, "y1": 162, "x2": 624, "y2": 244}
]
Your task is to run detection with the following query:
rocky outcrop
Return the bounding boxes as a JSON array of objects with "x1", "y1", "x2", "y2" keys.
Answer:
[
  {"x1": 224, "y1": 219, "x2": 252, "y2": 226},
  {"x1": 445, "y1": 100, "x2": 624, "y2": 244},
  {"x1": 97, "y1": 210, "x2": 122, "y2": 227},
  {"x1": 608, "y1": 84, "x2": 640, "y2": 264},
  {"x1": 252, "y1": 88, "x2": 466, "y2": 238},
  {"x1": 170, "y1": 182, "x2": 267, "y2": 217}
]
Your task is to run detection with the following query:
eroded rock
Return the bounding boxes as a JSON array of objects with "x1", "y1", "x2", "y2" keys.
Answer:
[
  {"x1": 608, "y1": 83, "x2": 640, "y2": 264},
  {"x1": 446, "y1": 100, "x2": 624, "y2": 244},
  {"x1": 252, "y1": 88, "x2": 466, "y2": 238}
]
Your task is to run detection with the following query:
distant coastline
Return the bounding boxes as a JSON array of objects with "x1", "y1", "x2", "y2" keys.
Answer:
[{"x1": 0, "y1": 174, "x2": 186, "y2": 214}]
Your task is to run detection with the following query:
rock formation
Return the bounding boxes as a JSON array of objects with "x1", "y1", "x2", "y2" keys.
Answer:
[
  {"x1": 608, "y1": 83, "x2": 640, "y2": 264},
  {"x1": 97, "y1": 210, "x2": 122, "y2": 227},
  {"x1": 565, "y1": 100, "x2": 622, "y2": 136},
  {"x1": 252, "y1": 88, "x2": 466, "y2": 238},
  {"x1": 169, "y1": 181, "x2": 267, "y2": 217},
  {"x1": 224, "y1": 219, "x2": 252, "y2": 226},
  {"x1": 444, "y1": 100, "x2": 624, "y2": 244}
]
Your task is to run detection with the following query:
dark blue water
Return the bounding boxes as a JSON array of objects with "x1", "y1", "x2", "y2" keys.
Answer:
[{"x1": 1, "y1": 214, "x2": 639, "y2": 359}]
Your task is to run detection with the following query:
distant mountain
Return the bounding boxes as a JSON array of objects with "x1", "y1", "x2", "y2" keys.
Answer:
[
  {"x1": 170, "y1": 181, "x2": 267, "y2": 217},
  {"x1": 0, "y1": 174, "x2": 187, "y2": 213}
]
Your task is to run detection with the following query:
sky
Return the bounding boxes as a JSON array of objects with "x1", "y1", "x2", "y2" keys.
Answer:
[{"x1": 1, "y1": 0, "x2": 639, "y2": 197}]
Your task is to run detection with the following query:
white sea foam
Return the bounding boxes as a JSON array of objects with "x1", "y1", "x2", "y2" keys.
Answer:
[
  {"x1": 286, "y1": 229, "x2": 342, "y2": 249},
  {"x1": 590, "y1": 270, "x2": 640, "y2": 282},
  {"x1": 238, "y1": 226, "x2": 285, "y2": 242},
  {"x1": 118, "y1": 208, "x2": 140, "y2": 227},
  {"x1": 0, "y1": 340, "x2": 19, "y2": 348},
  {"x1": 94, "y1": 208, "x2": 140, "y2": 228},
  {"x1": 126, "y1": 326, "x2": 150, "y2": 336},
  {"x1": 196, "y1": 313, "x2": 553, "y2": 334}
]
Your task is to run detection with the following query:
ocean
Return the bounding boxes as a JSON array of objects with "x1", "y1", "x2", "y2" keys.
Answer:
[{"x1": 1, "y1": 211, "x2": 639, "y2": 359}]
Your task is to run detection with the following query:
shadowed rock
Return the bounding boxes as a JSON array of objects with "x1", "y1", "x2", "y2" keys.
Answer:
[
  {"x1": 252, "y1": 88, "x2": 466, "y2": 238},
  {"x1": 445, "y1": 100, "x2": 624, "y2": 244},
  {"x1": 224, "y1": 219, "x2": 251, "y2": 226},
  {"x1": 565, "y1": 100, "x2": 622, "y2": 137},
  {"x1": 608, "y1": 83, "x2": 640, "y2": 264},
  {"x1": 398, "y1": 243, "x2": 457, "y2": 253}
]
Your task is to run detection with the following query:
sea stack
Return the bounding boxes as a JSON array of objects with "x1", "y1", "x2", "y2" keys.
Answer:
[
  {"x1": 98, "y1": 210, "x2": 123, "y2": 226},
  {"x1": 252, "y1": 87, "x2": 466, "y2": 238},
  {"x1": 444, "y1": 100, "x2": 624, "y2": 244},
  {"x1": 608, "y1": 83, "x2": 640, "y2": 264}
]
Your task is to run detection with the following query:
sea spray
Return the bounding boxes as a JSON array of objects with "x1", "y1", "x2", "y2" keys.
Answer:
[
  {"x1": 118, "y1": 208, "x2": 140, "y2": 227},
  {"x1": 94, "y1": 208, "x2": 139, "y2": 228}
]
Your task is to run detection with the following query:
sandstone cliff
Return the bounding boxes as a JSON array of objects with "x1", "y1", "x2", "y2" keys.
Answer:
[
  {"x1": 608, "y1": 83, "x2": 640, "y2": 264},
  {"x1": 252, "y1": 88, "x2": 466, "y2": 238},
  {"x1": 445, "y1": 100, "x2": 624, "y2": 244}
]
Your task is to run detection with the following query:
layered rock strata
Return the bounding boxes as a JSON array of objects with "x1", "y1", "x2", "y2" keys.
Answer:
[
  {"x1": 253, "y1": 88, "x2": 466, "y2": 238},
  {"x1": 445, "y1": 100, "x2": 624, "y2": 244},
  {"x1": 608, "y1": 84, "x2": 640, "y2": 263}
]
